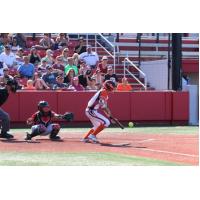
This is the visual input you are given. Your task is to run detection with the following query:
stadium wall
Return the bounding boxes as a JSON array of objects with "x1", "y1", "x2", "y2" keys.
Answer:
[{"x1": 1, "y1": 91, "x2": 189, "y2": 124}]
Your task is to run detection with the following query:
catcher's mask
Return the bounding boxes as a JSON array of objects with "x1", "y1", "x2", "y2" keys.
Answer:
[
  {"x1": 38, "y1": 101, "x2": 50, "y2": 113},
  {"x1": 6, "y1": 78, "x2": 19, "y2": 93},
  {"x1": 103, "y1": 80, "x2": 116, "y2": 91}
]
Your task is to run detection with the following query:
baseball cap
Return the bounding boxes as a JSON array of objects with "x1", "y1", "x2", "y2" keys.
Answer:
[{"x1": 102, "y1": 56, "x2": 108, "y2": 60}]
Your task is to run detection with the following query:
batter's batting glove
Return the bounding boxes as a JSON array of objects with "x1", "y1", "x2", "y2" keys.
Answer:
[{"x1": 62, "y1": 112, "x2": 74, "y2": 122}]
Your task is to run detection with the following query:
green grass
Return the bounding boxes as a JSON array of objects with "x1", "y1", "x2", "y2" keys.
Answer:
[{"x1": 0, "y1": 152, "x2": 182, "y2": 166}]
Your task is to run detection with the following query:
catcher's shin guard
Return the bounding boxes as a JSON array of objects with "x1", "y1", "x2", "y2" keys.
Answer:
[
  {"x1": 49, "y1": 124, "x2": 61, "y2": 140},
  {"x1": 29, "y1": 128, "x2": 41, "y2": 139},
  {"x1": 28, "y1": 125, "x2": 45, "y2": 139}
]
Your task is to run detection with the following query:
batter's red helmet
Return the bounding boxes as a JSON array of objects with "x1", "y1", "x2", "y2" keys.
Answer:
[{"x1": 103, "y1": 80, "x2": 116, "y2": 91}]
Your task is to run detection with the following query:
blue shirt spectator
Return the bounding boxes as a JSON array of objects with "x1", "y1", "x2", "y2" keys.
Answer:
[
  {"x1": 42, "y1": 66, "x2": 58, "y2": 88},
  {"x1": 17, "y1": 56, "x2": 35, "y2": 78}
]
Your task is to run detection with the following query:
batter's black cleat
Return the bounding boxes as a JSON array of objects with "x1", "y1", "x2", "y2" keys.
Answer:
[
  {"x1": 0, "y1": 132, "x2": 14, "y2": 139},
  {"x1": 50, "y1": 135, "x2": 61, "y2": 140},
  {"x1": 25, "y1": 132, "x2": 32, "y2": 141}
]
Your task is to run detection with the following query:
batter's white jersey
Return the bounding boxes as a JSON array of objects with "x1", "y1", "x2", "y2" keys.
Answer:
[{"x1": 86, "y1": 89, "x2": 110, "y2": 128}]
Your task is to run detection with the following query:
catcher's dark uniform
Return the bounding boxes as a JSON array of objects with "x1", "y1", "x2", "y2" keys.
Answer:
[{"x1": 28, "y1": 110, "x2": 61, "y2": 139}]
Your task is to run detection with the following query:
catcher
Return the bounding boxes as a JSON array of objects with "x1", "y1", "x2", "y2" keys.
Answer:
[{"x1": 25, "y1": 101, "x2": 74, "y2": 141}]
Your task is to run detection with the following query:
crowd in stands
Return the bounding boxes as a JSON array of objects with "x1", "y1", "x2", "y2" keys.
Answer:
[{"x1": 0, "y1": 33, "x2": 133, "y2": 92}]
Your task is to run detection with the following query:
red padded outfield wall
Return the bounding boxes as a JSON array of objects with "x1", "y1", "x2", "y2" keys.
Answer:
[{"x1": 1, "y1": 91, "x2": 189, "y2": 124}]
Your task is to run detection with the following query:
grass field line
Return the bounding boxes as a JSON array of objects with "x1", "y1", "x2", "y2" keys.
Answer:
[{"x1": 137, "y1": 147, "x2": 199, "y2": 158}]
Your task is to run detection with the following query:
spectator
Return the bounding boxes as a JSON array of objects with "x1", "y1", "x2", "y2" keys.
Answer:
[
  {"x1": 42, "y1": 49, "x2": 55, "y2": 65},
  {"x1": 74, "y1": 37, "x2": 86, "y2": 55},
  {"x1": 97, "y1": 56, "x2": 108, "y2": 74},
  {"x1": 0, "y1": 45, "x2": 16, "y2": 69},
  {"x1": 64, "y1": 57, "x2": 79, "y2": 76},
  {"x1": 37, "y1": 59, "x2": 48, "y2": 74},
  {"x1": 92, "y1": 68, "x2": 104, "y2": 90},
  {"x1": 0, "y1": 33, "x2": 11, "y2": 46},
  {"x1": 33, "y1": 72, "x2": 49, "y2": 90},
  {"x1": 116, "y1": 77, "x2": 133, "y2": 92},
  {"x1": 17, "y1": 56, "x2": 35, "y2": 79},
  {"x1": 79, "y1": 60, "x2": 90, "y2": 75},
  {"x1": 64, "y1": 68, "x2": 75, "y2": 85},
  {"x1": 23, "y1": 79, "x2": 36, "y2": 90},
  {"x1": 11, "y1": 38, "x2": 20, "y2": 55},
  {"x1": 29, "y1": 47, "x2": 41, "y2": 66},
  {"x1": 53, "y1": 75, "x2": 68, "y2": 90},
  {"x1": 86, "y1": 76, "x2": 98, "y2": 91},
  {"x1": 104, "y1": 66, "x2": 119, "y2": 85},
  {"x1": 79, "y1": 45, "x2": 99, "y2": 69},
  {"x1": 15, "y1": 48, "x2": 24, "y2": 70},
  {"x1": 0, "y1": 67, "x2": 13, "y2": 85},
  {"x1": 55, "y1": 33, "x2": 69, "y2": 50},
  {"x1": 13, "y1": 33, "x2": 27, "y2": 48},
  {"x1": 35, "y1": 33, "x2": 55, "y2": 50},
  {"x1": 52, "y1": 56, "x2": 65, "y2": 71},
  {"x1": 78, "y1": 69, "x2": 92, "y2": 88},
  {"x1": 13, "y1": 75, "x2": 23, "y2": 90},
  {"x1": 60, "y1": 48, "x2": 69, "y2": 66},
  {"x1": 42, "y1": 66, "x2": 58, "y2": 89},
  {"x1": 68, "y1": 76, "x2": 84, "y2": 91},
  {"x1": 72, "y1": 53, "x2": 79, "y2": 67}
]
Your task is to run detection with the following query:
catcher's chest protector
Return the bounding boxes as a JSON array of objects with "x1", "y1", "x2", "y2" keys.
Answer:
[{"x1": 34, "y1": 111, "x2": 52, "y2": 127}]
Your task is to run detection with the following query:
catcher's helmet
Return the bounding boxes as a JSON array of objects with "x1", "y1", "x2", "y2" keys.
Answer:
[
  {"x1": 6, "y1": 78, "x2": 19, "y2": 93},
  {"x1": 38, "y1": 101, "x2": 49, "y2": 112},
  {"x1": 103, "y1": 80, "x2": 116, "y2": 91}
]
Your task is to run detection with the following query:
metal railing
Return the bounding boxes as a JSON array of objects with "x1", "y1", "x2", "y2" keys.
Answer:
[
  {"x1": 95, "y1": 33, "x2": 117, "y2": 72},
  {"x1": 123, "y1": 57, "x2": 147, "y2": 90}
]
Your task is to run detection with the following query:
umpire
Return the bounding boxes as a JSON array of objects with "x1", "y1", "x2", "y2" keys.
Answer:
[{"x1": 0, "y1": 78, "x2": 19, "y2": 139}]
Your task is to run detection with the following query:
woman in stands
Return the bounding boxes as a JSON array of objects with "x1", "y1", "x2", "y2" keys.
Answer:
[
  {"x1": 42, "y1": 49, "x2": 55, "y2": 66},
  {"x1": 29, "y1": 47, "x2": 41, "y2": 66},
  {"x1": 60, "y1": 48, "x2": 69, "y2": 66},
  {"x1": 64, "y1": 68, "x2": 75, "y2": 86},
  {"x1": 55, "y1": 33, "x2": 69, "y2": 50}
]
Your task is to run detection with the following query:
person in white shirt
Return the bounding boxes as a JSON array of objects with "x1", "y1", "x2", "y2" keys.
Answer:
[
  {"x1": 0, "y1": 45, "x2": 16, "y2": 69},
  {"x1": 79, "y1": 45, "x2": 99, "y2": 69}
]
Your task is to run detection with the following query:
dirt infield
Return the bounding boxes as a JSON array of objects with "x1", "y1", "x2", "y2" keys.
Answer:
[{"x1": 0, "y1": 132, "x2": 198, "y2": 165}]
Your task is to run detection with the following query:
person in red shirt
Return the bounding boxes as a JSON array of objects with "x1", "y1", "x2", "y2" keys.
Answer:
[
  {"x1": 116, "y1": 77, "x2": 133, "y2": 92},
  {"x1": 82, "y1": 80, "x2": 116, "y2": 143},
  {"x1": 97, "y1": 56, "x2": 108, "y2": 74},
  {"x1": 25, "y1": 101, "x2": 64, "y2": 141}
]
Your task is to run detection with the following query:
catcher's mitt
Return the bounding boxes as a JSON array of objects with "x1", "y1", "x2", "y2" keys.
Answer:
[{"x1": 62, "y1": 112, "x2": 74, "y2": 122}]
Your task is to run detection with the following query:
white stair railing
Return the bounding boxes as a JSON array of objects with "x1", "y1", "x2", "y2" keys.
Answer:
[
  {"x1": 123, "y1": 58, "x2": 147, "y2": 90},
  {"x1": 95, "y1": 33, "x2": 117, "y2": 73}
]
